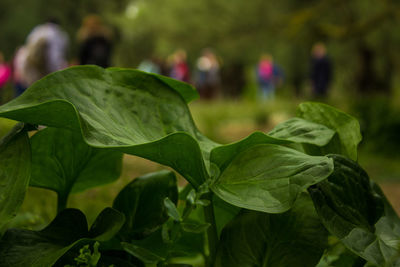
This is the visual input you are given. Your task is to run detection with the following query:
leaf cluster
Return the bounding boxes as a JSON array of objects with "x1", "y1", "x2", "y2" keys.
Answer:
[{"x1": 0, "y1": 66, "x2": 399, "y2": 266}]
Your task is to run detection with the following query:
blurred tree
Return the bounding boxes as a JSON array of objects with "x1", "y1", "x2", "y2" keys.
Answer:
[
  {"x1": 2, "y1": 0, "x2": 400, "y2": 97},
  {"x1": 115, "y1": 0, "x2": 400, "y2": 96}
]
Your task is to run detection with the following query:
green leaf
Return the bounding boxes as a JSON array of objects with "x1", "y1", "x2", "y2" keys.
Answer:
[
  {"x1": 0, "y1": 118, "x2": 17, "y2": 139},
  {"x1": 211, "y1": 144, "x2": 334, "y2": 213},
  {"x1": 0, "y1": 208, "x2": 125, "y2": 267},
  {"x1": 164, "y1": 197, "x2": 181, "y2": 222},
  {"x1": 121, "y1": 242, "x2": 166, "y2": 264},
  {"x1": 268, "y1": 117, "x2": 335, "y2": 146},
  {"x1": 316, "y1": 239, "x2": 366, "y2": 267},
  {"x1": 309, "y1": 154, "x2": 400, "y2": 266},
  {"x1": 213, "y1": 195, "x2": 241, "y2": 237},
  {"x1": 29, "y1": 127, "x2": 123, "y2": 206},
  {"x1": 113, "y1": 170, "x2": 178, "y2": 239},
  {"x1": 152, "y1": 71, "x2": 199, "y2": 103},
  {"x1": 210, "y1": 132, "x2": 290, "y2": 173},
  {"x1": 0, "y1": 123, "x2": 30, "y2": 233},
  {"x1": 0, "y1": 66, "x2": 217, "y2": 188},
  {"x1": 88, "y1": 207, "x2": 125, "y2": 242},
  {"x1": 181, "y1": 222, "x2": 210, "y2": 233},
  {"x1": 297, "y1": 102, "x2": 362, "y2": 161},
  {"x1": 211, "y1": 118, "x2": 335, "y2": 174},
  {"x1": 215, "y1": 193, "x2": 328, "y2": 267},
  {"x1": 123, "y1": 228, "x2": 205, "y2": 264}
]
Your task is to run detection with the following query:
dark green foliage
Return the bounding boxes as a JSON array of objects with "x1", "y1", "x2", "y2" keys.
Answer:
[
  {"x1": 112, "y1": 170, "x2": 178, "y2": 240},
  {"x1": 30, "y1": 127, "x2": 123, "y2": 212},
  {"x1": 309, "y1": 155, "x2": 400, "y2": 266},
  {"x1": 215, "y1": 193, "x2": 328, "y2": 267},
  {"x1": 297, "y1": 102, "x2": 362, "y2": 161},
  {"x1": 0, "y1": 66, "x2": 398, "y2": 266},
  {"x1": 0, "y1": 123, "x2": 30, "y2": 233},
  {"x1": 0, "y1": 208, "x2": 124, "y2": 267}
]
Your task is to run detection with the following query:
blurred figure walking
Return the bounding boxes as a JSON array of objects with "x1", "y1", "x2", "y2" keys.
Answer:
[
  {"x1": 310, "y1": 42, "x2": 332, "y2": 98},
  {"x1": 0, "y1": 52, "x2": 11, "y2": 89},
  {"x1": 195, "y1": 49, "x2": 220, "y2": 100},
  {"x1": 256, "y1": 53, "x2": 282, "y2": 101},
  {"x1": 77, "y1": 15, "x2": 113, "y2": 68},
  {"x1": 13, "y1": 18, "x2": 69, "y2": 95},
  {"x1": 138, "y1": 57, "x2": 161, "y2": 74},
  {"x1": 0, "y1": 52, "x2": 11, "y2": 102},
  {"x1": 169, "y1": 49, "x2": 190, "y2": 83}
]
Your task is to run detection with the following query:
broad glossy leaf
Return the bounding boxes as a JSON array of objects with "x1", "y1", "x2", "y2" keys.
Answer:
[
  {"x1": 297, "y1": 102, "x2": 362, "y2": 161},
  {"x1": 0, "y1": 66, "x2": 217, "y2": 188},
  {"x1": 210, "y1": 132, "x2": 290, "y2": 173},
  {"x1": 29, "y1": 127, "x2": 123, "y2": 203},
  {"x1": 113, "y1": 170, "x2": 178, "y2": 239},
  {"x1": 309, "y1": 155, "x2": 400, "y2": 266},
  {"x1": 215, "y1": 193, "x2": 328, "y2": 267},
  {"x1": 0, "y1": 123, "x2": 30, "y2": 233},
  {"x1": 0, "y1": 208, "x2": 125, "y2": 267},
  {"x1": 153, "y1": 72, "x2": 199, "y2": 103},
  {"x1": 268, "y1": 117, "x2": 335, "y2": 146},
  {"x1": 211, "y1": 118, "x2": 334, "y2": 174},
  {"x1": 211, "y1": 144, "x2": 334, "y2": 213}
]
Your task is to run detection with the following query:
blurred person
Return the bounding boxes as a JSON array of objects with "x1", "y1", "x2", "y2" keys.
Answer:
[
  {"x1": 195, "y1": 48, "x2": 221, "y2": 100},
  {"x1": 310, "y1": 42, "x2": 332, "y2": 98},
  {"x1": 256, "y1": 53, "x2": 282, "y2": 101},
  {"x1": 0, "y1": 52, "x2": 11, "y2": 102},
  {"x1": 0, "y1": 52, "x2": 11, "y2": 89},
  {"x1": 12, "y1": 46, "x2": 29, "y2": 96},
  {"x1": 26, "y1": 18, "x2": 69, "y2": 74},
  {"x1": 77, "y1": 15, "x2": 113, "y2": 68},
  {"x1": 138, "y1": 57, "x2": 161, "y2": 74},
  {"x1": 14, "y1": 18, "x2": 69, "y2": 93},
  {"x1": 169, "y1": 49, "x2": 190, "y2": 83}
]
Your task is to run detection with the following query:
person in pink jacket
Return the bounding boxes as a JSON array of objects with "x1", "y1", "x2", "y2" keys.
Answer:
[{"x1": 0, "y1": 52, "x2": 11, "y2": 89}]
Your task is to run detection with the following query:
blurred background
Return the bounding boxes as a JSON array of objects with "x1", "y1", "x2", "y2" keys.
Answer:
[{"x1": 1, "y1": 0, "x2": 400, "y2": 226}]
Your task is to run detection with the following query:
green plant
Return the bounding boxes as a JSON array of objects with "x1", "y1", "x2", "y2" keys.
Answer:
[{"x1": 0, "y1": 65, "x2": 399, "y2": 267}]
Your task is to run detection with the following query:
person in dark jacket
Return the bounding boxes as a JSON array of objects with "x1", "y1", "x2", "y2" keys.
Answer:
[
  {"x1": 77, "y1": 15, "x2": 113, "y2": 68},
  {"x1": 310, "y1": 42, "x2": 332, "y2": 98}
]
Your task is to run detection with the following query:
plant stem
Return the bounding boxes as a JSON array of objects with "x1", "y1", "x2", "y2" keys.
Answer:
[
  {"x1": 57, "y1": 193, "x2": 68, "y2": 214},
  {"x1": 203, "y1": 192, "x2": 218, "y2": 266}
]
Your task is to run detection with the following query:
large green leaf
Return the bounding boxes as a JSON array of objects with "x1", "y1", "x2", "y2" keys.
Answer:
[
  {"x1": 0, "y1": 123, "x2": 31, "y2": 233},
  {"x1": 214, "y1": 193, "x2": 328, "y2": 267},
  {"x1": 211, "y1": 144, "x2": 334, "y2": 213},
  {"x1": 309, "y1": 154, "x2": 400, "y2": 266},
  {"x1": 29, "y1": 127, "x2": 123, "y2": 207},
  {"x1": 268, "y1": 117, "x2": 335, "y2": 146},
  {"x1": 210, "y1": 132, "x2": 290, "y2": 173},
  {"x1": 297, "y1": 102, "x2": 362, "y2": 161},
  {"x1": 0, "y1": 66, "x2": 217, "y2": 188},
  {"x1": 113, "y1": 170, "x2": 178, "y2": 239},
  {"x1": 0, "y1": 208, "x2": 125, "y2": 267},
  {"x1": 210, "y1": 118, "x2": 335, "y2": 174}
]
